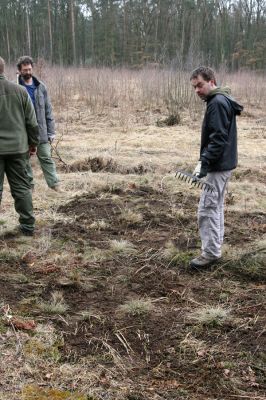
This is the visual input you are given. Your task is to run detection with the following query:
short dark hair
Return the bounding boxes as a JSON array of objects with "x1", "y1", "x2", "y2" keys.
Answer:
[
  {"x1": 0, "y1": 57, "x2": 5, "y2": 74},
  {"x1": 17, "y1": 56, "x2": 34, "y2": 71},
  {"x1": 190, "y1": 66, "x2": 217, "y2": 85}
]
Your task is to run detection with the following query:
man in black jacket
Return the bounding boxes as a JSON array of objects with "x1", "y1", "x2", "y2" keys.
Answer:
[{"x1": 190, "y1": 66, "x2": 243, "y2": 268}]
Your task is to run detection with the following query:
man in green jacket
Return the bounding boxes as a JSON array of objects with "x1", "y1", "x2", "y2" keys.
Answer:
[{"x1": 0, "y1": 57, "x2": 39, "y2": 236}]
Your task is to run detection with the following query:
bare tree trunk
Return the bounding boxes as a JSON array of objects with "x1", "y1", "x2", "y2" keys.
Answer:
[
  {"x1": 47, "y1": 0, "x2": 53, "y2": 63},
  {"x1": 70, "y1": 0, "x2": 76, "y2": 64},
  {"x1": 6, "y1": 22, "x2": 10, "y2": 64},
  {"x1": 87, "y1": 0, "x2": 95, "y2": 61},
  {"x1": 122, "y1": 0, "x2": 127, "y2": 63},
  {"x1": 26, "y1": 4, "x2": 31, "y2": 54}
]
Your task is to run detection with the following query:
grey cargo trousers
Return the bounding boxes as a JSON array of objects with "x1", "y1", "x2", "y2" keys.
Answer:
[{"x1": 198, "y1": 170, "x2": 232, "y2": 259}]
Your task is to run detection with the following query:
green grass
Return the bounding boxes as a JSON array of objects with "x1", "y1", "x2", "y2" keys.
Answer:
[
  {"x1": 229, "y1": 249, "x2": 266, "y2": 280},
  {"x1": 38, "y1": 291, "x2": 69, "y2": 314}
]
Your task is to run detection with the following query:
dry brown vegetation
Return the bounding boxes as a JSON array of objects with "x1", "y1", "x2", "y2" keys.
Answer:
[{"x1": 0, "y1": 67, "x2": 265, "y2": 400}]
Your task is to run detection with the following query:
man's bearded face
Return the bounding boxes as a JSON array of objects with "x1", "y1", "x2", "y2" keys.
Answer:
[{"x1": 20, "y1": 64, "x2": 33, "y2": 81}]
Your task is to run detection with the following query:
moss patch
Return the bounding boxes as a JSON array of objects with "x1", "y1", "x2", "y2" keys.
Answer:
[{"x1": 21, "y1": 385, "x2": 87, "y2": 400}]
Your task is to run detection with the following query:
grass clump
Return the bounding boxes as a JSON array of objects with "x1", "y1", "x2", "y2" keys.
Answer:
[
  {"x1": 0, "y1": 248, "x2": 18, "y2": 263},
  {"x1": 38, "y1": 291, "x2": 69, "y2": 314},
  {"x1": 83, "y1": 247, "x2": 110, "y2": 262},
  {"x1": 120, "y1": 209, "x2": 143, "y2": 224},
  {"x1": 189, "y1": 305, "x2": 230, "y2": 327},
  {"x1": 23, "y1": 323, "x2": 63, "y2": 362},
  {"x1": 24, "y1": 338, "x2": 62, "y2": 362},
  {"x1": 180, "y1": 334, "x2": 206, "y2": 354},
  {"x1": 89, "y1": 219, "x2": 109, "y2": 230},
  {"x1": 162, "y1": 241, "x2": 193, "y2": 266},
  {"x1": 109, "y1": 239, "x2": 137, "y2": 255},
  {"x1": 229, "y1": 249, "x2": 266, "y2": 280},
  {"x1": 119, "y1": 298, "x2": 154, "y2": 316}
]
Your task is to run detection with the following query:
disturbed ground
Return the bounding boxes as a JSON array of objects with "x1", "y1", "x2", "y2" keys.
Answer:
[
  {"x1": 0, "y1": 184, "x2": 265, "y2": 399},
  {"x1": 0, "y1": 98, "x2": 265, "y2": 400}
]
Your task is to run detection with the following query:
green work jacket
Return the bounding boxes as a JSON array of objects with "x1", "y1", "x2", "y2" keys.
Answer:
[{"x1": 0, "y1": 75, "x2": 39, "y2": 155}]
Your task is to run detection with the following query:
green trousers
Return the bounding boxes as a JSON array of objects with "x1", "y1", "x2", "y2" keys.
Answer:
[
  {"x1": 27, "y1": 143, "x2": 59, "y2": 188},
  {"x1": 0, "y1": 153, "x2": 35, "y2": 232}
]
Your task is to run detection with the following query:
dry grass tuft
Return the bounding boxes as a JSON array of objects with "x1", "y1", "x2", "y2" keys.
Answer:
[
  {"x1": 109, "y1": 239, "x2": 137, "y2": 255},
  {"x1": 189, "y1": 305, "x2": 231, "y2": 327},
  {"x1": 118, "y1": 298, "x2": 154, "y2": 316},
  {"x1": 180, "y1": 333, "x2": 206, "y2": 354},
  {"x1": 38, "y1": 291, "x2": 69, "y2": 314},
  {"x1": 120, "y1": 209, "x2": 143, "y2": 224},
  {"x1": 161, "y1": 241, "x2": 193, "y2": 266},
  {"x1": 89, "y1": 219, "x2": 109, "y2": 230},
  {"x1": 161, "y1": 241, "x2": 179, "y2": 261}
]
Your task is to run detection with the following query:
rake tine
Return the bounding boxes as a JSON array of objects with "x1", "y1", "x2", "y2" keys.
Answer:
[{"x1": 175, "y1": 170, "x2": 215, "y2": 194}]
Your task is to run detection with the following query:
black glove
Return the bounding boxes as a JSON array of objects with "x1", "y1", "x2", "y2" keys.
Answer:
[{"x1": 198, "y1": 160, "x2": 209, "y2": 178}]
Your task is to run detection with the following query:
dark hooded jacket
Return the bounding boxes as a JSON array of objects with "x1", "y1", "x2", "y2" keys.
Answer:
[{"x1": 200, "y1": 88, "x2": 243, "y2": 172}]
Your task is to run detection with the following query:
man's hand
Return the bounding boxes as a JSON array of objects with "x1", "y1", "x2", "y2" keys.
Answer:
[
  {"x1": 193, "y1": 160, "x2": 209, "y2": 178},
  {"x1": 29, "y1": 145, "x2": 37, "y2": 156},
  {"x1": 198, "y1": 161, "x2": 209, "y2": 178},
  {"x1": 48, "y1": 134, "x2": 55, "y2": 144},
  {"x1": 193, "y1": 161, "x2": 202, "y2": 177}
]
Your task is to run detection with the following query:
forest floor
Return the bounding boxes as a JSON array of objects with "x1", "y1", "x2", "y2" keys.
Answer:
[{"x1": 0, "y1": 100, "x2": 265, "y2": 400}]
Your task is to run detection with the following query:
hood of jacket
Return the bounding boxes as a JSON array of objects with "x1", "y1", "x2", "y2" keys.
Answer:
[{"x1": 207, "y1": 86, "x2": 244, "y2": 116}]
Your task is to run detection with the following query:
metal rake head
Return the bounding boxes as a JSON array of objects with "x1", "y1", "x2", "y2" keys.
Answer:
[{"x1": 175, "y1": 170, "x2": 215, "y2": 193}]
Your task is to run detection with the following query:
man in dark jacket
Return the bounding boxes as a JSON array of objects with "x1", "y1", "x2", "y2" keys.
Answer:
[
  {"x1": 0, "y1": 57, "x2": 39, "y2": 236},
  {"x1": 190, "y1": 66, "x2": 243, "y2": 268},
  {"x1": 17, "y1": 56, "x2": 60, "y2": 191}
]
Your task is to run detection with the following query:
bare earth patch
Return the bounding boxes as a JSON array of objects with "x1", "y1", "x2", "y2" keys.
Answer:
[{"x1": 0, "y1": 184, "x2": 265, "y2": 399}]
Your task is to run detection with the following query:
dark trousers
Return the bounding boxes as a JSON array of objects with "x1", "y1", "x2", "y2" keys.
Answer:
[{"x1": 0, "y1": 153, "x2": 35, "y2": 232}]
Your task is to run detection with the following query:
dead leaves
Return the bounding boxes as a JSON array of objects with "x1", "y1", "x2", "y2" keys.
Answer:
[{"x1": 1, "y1": 304, "x2": 36, "y2": 331}]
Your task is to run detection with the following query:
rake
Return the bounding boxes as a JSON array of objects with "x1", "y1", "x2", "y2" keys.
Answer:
[{"x1": 175, "y1": 170, "x2": 215, "y2": 193}]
